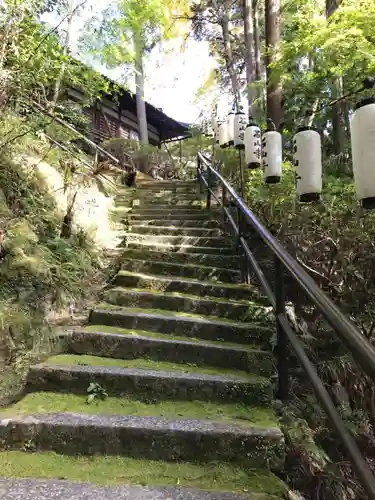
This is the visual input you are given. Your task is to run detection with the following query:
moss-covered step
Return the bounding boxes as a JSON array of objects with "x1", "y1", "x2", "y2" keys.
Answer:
[
  {"x1": 26, "y1": 358, "x2": 271, "y2": 405},
  {"x1": 0, "y1": 392, "x2": 278, "y2": 427},
  {"x1": 125, "y1": 242, "x2": 237, "y2": 256},
  {"x1": 89, "y1": 307, "x2": 273, "y2": 346},
  {"x1": 0, "y1": 478, "x2": 286, "y2": 500},
  {"x1": 118, "y1": 259, "x2": 240, "y2": 283},
  {"x1": 122, "y1": 248, "x2": 239, "y2": 267},
  {"x1": 129, "y1": 225, "x2": 225, "y2": 237},
  {"x1": 126, "y1": 234, "x2": 232, "y2": 248},
  {"x1": 128, "y1": 212, "x2": 215, "y2": 221},
  {"x1": 129, "y1": 218, "x2": 223, "y2": 228},
  {"x1": 133, "y1": 199, "x2": 203, "y2": 207},
  {"x1": 59, "y1": 329, "x2": 273, "y2": 375},
  {"x1": 114, "y1": 270, "x2": 265, "y2": 301},
  {"x1": 0, "y1": 452, "x2": 286, "y2": 497},
  {"x1": 130, "y1": 205, "x2": 204, "y2": 213},
  {"x1": 104, "y1": 288, "x2": 272, "y2": 323},
  {"x1": 0, "y1": 412, "x2": 284, "y2": 468}
]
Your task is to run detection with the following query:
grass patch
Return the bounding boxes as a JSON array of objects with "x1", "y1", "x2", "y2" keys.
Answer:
[
  {"x1": 0, "y1": 451, "x2": 285, "y2": 495},
  {"x1": 0, "y1": 392, "x2": 278, "y2": 428},
  {"x1": 45, "y1": 354, "x2": 262, "y2": 381}
]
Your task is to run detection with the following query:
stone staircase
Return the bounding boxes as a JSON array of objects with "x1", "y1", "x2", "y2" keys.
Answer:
[{"x1": 0, "y1": 180, "x2": 286, "y2": 499}]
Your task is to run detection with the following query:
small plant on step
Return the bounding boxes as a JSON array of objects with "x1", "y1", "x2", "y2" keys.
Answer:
[{"x1": 87, "y1": 382, "x2": 108, "y2": 404}]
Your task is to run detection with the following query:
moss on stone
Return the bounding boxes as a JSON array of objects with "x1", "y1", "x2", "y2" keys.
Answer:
[
  {"x1": 81, "y1": 324, "x2": 264, "y2": 351},
  {"x1": 0, "y1": 451, "x2": 285, "y2": 496},
  {"x1": 45, "y1": 354, "x2": 264, "y2": 382},
  {"x1": 0, "y1": 392, "x2": 278, "y2": 428}
]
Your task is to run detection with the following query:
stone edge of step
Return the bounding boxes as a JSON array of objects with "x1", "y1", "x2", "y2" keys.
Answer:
[
  {"x1": 0, "y1": 411, "x2": 282, "y2": 439},
  {"x1": 28, "y1": 362, "x2": 260, "y2": 385},
  {"x1": 0, "y1": 478, "x2": 257, "y2": 500}
]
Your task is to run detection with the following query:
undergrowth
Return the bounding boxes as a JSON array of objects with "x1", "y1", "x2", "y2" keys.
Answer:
[
  {"x1": 0, "y1": 112, "x2": 109, "y2": 395},
  {"x1": 244, "y1": 162, "x2": 375, "y2": 499}
]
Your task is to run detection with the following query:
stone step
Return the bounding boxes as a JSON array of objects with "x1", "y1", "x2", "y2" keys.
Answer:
[
  {"x1": 128, "y1": 218, "x2": 223, "y2": 228},
  {"x1": 89, "y1": 308, "x2": 272, "y2": 346},
  {"x1": 0, "y1": 413, "x2": 284, "y2": 468},
  {"x1": 137, "y1": 181, "x2": 198, "y2": 189},
  {"x1": 104, "y1": 288, "x2": 272, "y2": 323},
  {"x1": 131, "y1": 205, "x2": 204, "y2": 212},
  {"x1": 117, "y1": 260, "x2": 241, "y2": 283},
  {"x1": 125, "y1": 242, "x2": 237, "y2": 256},
  {"x1": 60, "y1": 329, "x2": 273, "y2": 375},
  {"x1": 126, "y1": 234, "x2": 232, "y2": 248},
  {"x1": 128, "y1": 212, "x2": 214, "y2": 221},
  {"x1": 134, "y1": 192, "x2": 200, "y2": 201},
  {"x1": 122, "y1": 248, "x2": 239, "y2": 266},
  {"x1": 129, "y1": 225, "x2": 225, "y2": 237},
  {"x1": 0, "y1": 478, "x2": 274, "y2": 500},
  {"x1": 133, "y1": 199, "x2": 203, "y2": 207},
  {"x1": 114, "y1": 270, "x2": 262, "y2": 301},
  {"x1": 26, "y1": 362, "x2": 270, "y2": 405}
]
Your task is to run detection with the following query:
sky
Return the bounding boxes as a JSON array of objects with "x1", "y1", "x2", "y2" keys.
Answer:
[{"x1": 42, "y1": 3, "x2": 215, "y2": 125}]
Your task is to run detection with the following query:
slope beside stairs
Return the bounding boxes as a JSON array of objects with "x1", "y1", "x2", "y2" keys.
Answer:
[{"x1": 0, "y1": 179, "x2": 287, "y2": 499}]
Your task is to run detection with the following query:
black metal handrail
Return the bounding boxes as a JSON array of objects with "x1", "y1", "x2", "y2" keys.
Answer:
[{"x1": 196, "y1": 152, "x2": 375, "y2": 499}]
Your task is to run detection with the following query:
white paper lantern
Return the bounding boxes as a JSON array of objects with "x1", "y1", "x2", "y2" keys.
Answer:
[
  {"x1": 244, "y1": 121, "x2": 262, "y2": 168},
  {"x1": 234, "y1": 110, "x2": 247, "y2": 149},
  {"x1": 350, "y1": 98, "x2": 375, "y2": 208},
  {"x1": 226, "y1": 111, "x2": 235, "y2": 147},
  {"x1": 218, "y1": 121, "x2": 228, "y2": 149},
  {"x1": 293, "y1": 127, "x2": 322, "y2": 202},
  {"x1": 262, "y1": 131, "x2": 282, "y2": 183}
]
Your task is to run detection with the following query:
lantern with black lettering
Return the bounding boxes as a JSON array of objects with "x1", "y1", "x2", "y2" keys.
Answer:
[
  {"x1": 234, "y1": 108, "x2": 247, "y2": 149},
  {"x1": 227, "y1": 111, "x2": 235, "y2": 147},
  {"x1": 350, "y1": 97, "x2": 375, "y2": 208},
  {"x1": 262, "y1": 119, "x2": 282, "y2": 183},
  {"x1": 244, "y1": 118, "x2": 262, "y2": 169},
  {"x1": 293, "y1": 126, "x2": 322, "y2": 202}
]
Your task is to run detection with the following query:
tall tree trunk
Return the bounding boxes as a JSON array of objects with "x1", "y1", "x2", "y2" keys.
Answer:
[
  {"x1": 49, "y1": 0, "x2": 75, "y2": 111},
  {"x1": 265, "y1": 0, "x2": 282, "y2": 128},
  {"x1": 134, "y1": 33, "x2": 149, "y2": 144},
  {"x1": 243, "y1": 0, "x2": 254, "y2": 117},
  {"x1": 326, "y1": 0, "x2": 345, "y2": 154},
  {"x1": 253, "y1": 0, "x2": 261, "y2": 81},
  {"x1": 213, "y1": 0, "x2": 240, "y2": 107}
]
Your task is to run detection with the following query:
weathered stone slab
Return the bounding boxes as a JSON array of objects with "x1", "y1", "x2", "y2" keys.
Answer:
[
  {"x1": 60, "y1": 330, "x2": 273, "y2": 375},
  {"x1": 0, "y1": 478, "x2": 258, "y2": 500},
  {"x1": 126, "y1": 242, "x2": 236, "y2": 256},
  {"x1": 114, "y1": 271, "x2": 262, "y2": 301},
  {"x1": 26, "y1": 364, "x2": 271, "y2": 405},
  {"x1": 117, "y1": 259, "x2": 240, "y2": 282},
  {"x1": 126, "y1": 234, "x2": 232, "y2": 248},
  {"x1": 129, "y1": 225, "x2": 225, "y2": 237},
  {"x1": 89, "y1": 309, "x2": 272, "y2": 347},
  {"x1": 0, "y1": 413, "x2": 284, "y2": 468},
  {"x1": 104, "y1": 288, "x2": 272, "y2": 323}
]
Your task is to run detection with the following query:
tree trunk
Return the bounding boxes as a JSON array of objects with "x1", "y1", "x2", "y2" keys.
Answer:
[
  {"x1": 213, "y1": 0, "x2": 240, "y2": 107},
  {"x1": 330, "y1": 78, "x2": 346, "y2": 154},
  {"x1": 243, "y1": 0, "x2": 255, "y2": 117},
  {"x1": 265, "y1": 0, "x2": 283, "y2": 128},
  {"x1": 49, "y1": 0, "x2": 75, "y2": 111},
  {"x1": 134, "y1": 33, "x2": 149, "y2": 144},
  {"x1": 253, "y1": 0, "x2": 261, "y2": 81},
  {"x1": 326, "y1": 0, "x2": 345, "y2": 154}
]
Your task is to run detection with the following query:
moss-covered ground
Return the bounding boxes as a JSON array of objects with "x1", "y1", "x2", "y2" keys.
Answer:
[{"x1": 0, "y1": 451, "x2": 285, "y2": 496}]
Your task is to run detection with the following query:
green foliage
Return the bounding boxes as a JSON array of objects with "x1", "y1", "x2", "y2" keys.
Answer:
[
  {"x1": 86, "y1": 382, "x2": 108, "y2": 404},
  {"x1": 0, "y1": 113, "x2": 103, "y2": 377},
  {"x1": 244, "y1": 163, "x2": 375, "y2": 498}
]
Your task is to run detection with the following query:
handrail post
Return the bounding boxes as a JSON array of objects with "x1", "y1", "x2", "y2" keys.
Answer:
[
  {"x1": 275, "y1": 256, "x2": 289, "y2": 400},
  {"x1": 237, "y1": 207, "x2": 250, "y2": 283},
  {"x1": 206, "y1": 164, "x2": 212, "y2": 210},
  {"x1": 222, "y1": 184, "x2": 227, "y2": 229}
]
